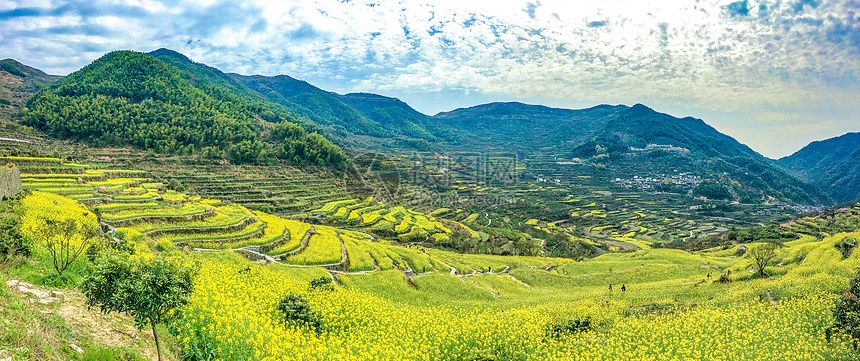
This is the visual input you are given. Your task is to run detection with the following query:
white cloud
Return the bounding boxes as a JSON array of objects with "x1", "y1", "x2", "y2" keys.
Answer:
[{"x1": 0, "y1": 0, "x2": 857, "y2": 156}]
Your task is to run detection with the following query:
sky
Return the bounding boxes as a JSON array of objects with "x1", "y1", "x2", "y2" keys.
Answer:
[{"x1": 1, "y1": 0, "x2": 858, "y2": 158}]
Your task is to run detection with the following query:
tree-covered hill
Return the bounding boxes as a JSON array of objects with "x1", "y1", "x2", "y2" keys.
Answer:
[
  {"x1": 777, "y1": 132, "x2": 860, "y2": 204},
  {"x1": 432, "y1": 102, "x2": 831, "y2": 205},
  {"x1": 12, "y1": 48, "x2": 832, "y2": 205},
  {"x1": 432, "y1": 102, "x2": 625, "y2": 156},
  {"x1": 228, "y1": 74, "x2": 386, "y2": 138},
  {"x1": 336, "y1": 92, "x2": 458, "y2": 148},
  {"x1": 22, "y1": 51, "x2": 346, "y2": 166},
  {"x1": 588, "y1": 104, "x2": 831, "y2": 205},
  {"x1": 229, "y1": 74, "x2": 456, "y2": 151}
]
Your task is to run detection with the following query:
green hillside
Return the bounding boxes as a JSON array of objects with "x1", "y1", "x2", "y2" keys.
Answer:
[
  {"x1": 228, "y1": 74, "x2": 388, "y2": 138},
  {"x1": 430, "y1": 102, "x2": 831, "y2": 205},
  {"x1": 11, "y1": 49, "x2": 829, "y2": 205},
  {"x1": 4, "y1": 160, "x2": 859, "y2": 360},
  {"x1": 230, "y1": 73, "x2": 456, "y2": 151},
  {"x1": 777, "y1": 132, "x2": 860, "y2": 204},
  {"x1": 432, "y1": 102, "x2": 624, "y2": 155},
  {"x1": 22, "y1": 51, "x2": 346, "y2": 166},
  {"x1": 0, "y1": 59, "x2": 61, "y2": 149}
]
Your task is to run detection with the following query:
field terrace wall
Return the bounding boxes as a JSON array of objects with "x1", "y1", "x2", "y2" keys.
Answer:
[{"x1": 0, "y1": 166, "x2": 23, "y2": 199}]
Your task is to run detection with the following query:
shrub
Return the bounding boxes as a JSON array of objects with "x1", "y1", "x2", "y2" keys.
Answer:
[
  {"x1": 277, "y1": 293, "x2": 324, "y2": 332},
  {"x1": 308, "y1": 276, "x2": 335, "y2": 292},
  {"x1": 0, "y1": 215, "x2": 29, "y2": 262},
  {"x1": 87, "y1": 232, "x2": 136, "y2": 261},
  {"x1": 835, "y1": 237, "x2": 856, "y2": 259},
  {"x1": 734, "y1": 244, "x2": 747, "y2": 257},
  {"x1": 828, "y1": 270, "x2": 860, "y2": 342},
  {"x1": 167, "y1": 179, "x2": 185, "y2": 192},
  {"x1": 546, "y1": 317, "x2": 592, "y2": 339}
]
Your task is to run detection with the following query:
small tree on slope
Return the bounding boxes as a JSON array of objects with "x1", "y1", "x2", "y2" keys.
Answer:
[
  {"x1": 81, "y1": 253, "x2": 197, "y2": 361},
  {"x1": 747, "y1": 243, "x2": 778, "y2": 278}
]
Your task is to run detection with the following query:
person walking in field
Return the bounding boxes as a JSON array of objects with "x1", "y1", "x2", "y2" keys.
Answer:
[
  {"x1": 609, "y1": 284, "x2": 612, "y2": 291},
  {"x1": 621, "y1": 284, "x2": 626, "y2": 292}
]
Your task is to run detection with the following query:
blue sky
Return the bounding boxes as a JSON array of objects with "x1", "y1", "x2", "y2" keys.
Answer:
[{"x1": 1, "y1": 0, "x2": 858, "y2": 158}]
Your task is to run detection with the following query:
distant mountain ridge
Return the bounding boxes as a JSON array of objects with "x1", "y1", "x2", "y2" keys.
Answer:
[
  {"x1": 3, "y1": 48, "x2": 840, "y2": 205},
  {"x1": 229, "y1": 74, "x2": 448, "y2": 151},
  {"x1": 432, "y1": 101, "x2": 830, "y2": 205},
  {"x1": 0, "y1": 59, "x2": 61, "y2": 123},
  {"x1": 777, "y1": 132, "x2": 860, "y2": 204}
]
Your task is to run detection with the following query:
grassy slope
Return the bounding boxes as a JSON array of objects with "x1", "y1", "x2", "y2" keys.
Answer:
[
  {"x1": 8, "y1": 163, "x2": 860, "y2": 360},
  {"x1": 179, "y1": 230, "x2": 860, "y2": 360}
]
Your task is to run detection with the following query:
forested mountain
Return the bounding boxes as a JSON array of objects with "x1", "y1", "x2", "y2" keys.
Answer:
[
  {"x1": 22, "y1": 51, "x2": 346, "y2": 166},
  {"x1": 228, "y1": 74, "x2": 384, "y2": 138},
  {"x1": 433, "y1": 102, "x2": 626, "y2": 156},
  {"x1": 336, "y1": 93, "x2": 457, "y2": 149},
  {"x1": 0, "y1": 59, "x2": 60, "y2": 123},
  {"x1": 433, "y1": 102, "x2": 831, "y2": 205},
  {"x1": 230, "y1": 74, "x2": 454, "y2": 151},
  {"x1": 777, "y1": 132, "x2": 860, "y2": 204}
]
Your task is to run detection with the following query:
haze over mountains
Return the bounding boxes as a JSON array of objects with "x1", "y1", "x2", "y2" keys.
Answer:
[{"x1": 1, "y1": 48, "x2": 857, "y2": 205}]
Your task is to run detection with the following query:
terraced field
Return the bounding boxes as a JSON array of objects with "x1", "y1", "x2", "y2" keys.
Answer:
[
  {"x1": 164, "y1": 166, "x2": 348, "y2": 214},
  {"x1": 22, "y1": 160, "x2": 858, "y2": 282},
  {"x1": 311, "y1": 198, "x2": 456, "y2": 242},
  {"x1": 17, "y1": 162, "x2": 482, "y2": 274}
]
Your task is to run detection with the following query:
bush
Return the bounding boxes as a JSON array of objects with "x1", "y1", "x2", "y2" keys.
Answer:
[
  {"x1": 546, "y1": 317, "x2": 592, "y2": 339},
  {"x1": 308, "y1": 276, "x2": 335, "y2": 292},
  {"x1": 828, "y1": 270, "x2": 860, "y2": 342},
  {"x1": 734, "y1": 244, "x2": 747, "y2": 257},
  {"x1": 167, "y1": 179, "x2": 185, "y2": 192},
  {"x1": 0, "y1": 216, "x2": 29, "y2": 262},
  {"x1": 277, "y1": 293, "x2": 323, "y2": 332},
  {"x1": 835, "y1": 237, "x2": 856, "y2": 259}
]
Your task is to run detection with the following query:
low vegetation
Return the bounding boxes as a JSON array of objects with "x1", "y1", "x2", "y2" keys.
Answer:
[{"x1": 2, "y1": 158, "x2": 859, "y2": 361}]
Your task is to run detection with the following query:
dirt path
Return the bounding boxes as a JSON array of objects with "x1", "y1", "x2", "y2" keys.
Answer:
[
  {"x1": 434, "y1": 259, "x2": 458, "y2": 275},
  {"x1": 506, "y1": 273, "x2": 532, "y2": 289},
  {"x1": 57, "y1": 289, "x2": 178, "y2": 361}
]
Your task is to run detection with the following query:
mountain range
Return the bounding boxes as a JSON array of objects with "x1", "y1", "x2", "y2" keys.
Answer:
[
  {"x1": 0, "y1": 48, "x2": 856, "y2": 205},
  {"x1": 777, "y1": 132, "x2": 860, "y2": 204}
]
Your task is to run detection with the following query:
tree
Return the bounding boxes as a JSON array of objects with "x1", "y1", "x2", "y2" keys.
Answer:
[
  {"x1": 19, "y1": 192, "x2": 100, "y2": 276},
  {"x1": 81, "y1": 254, "x2": 197, "y2": 361},
  {"x1": 747, "y1": 243, "x2": 779, "y2": 278}
]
